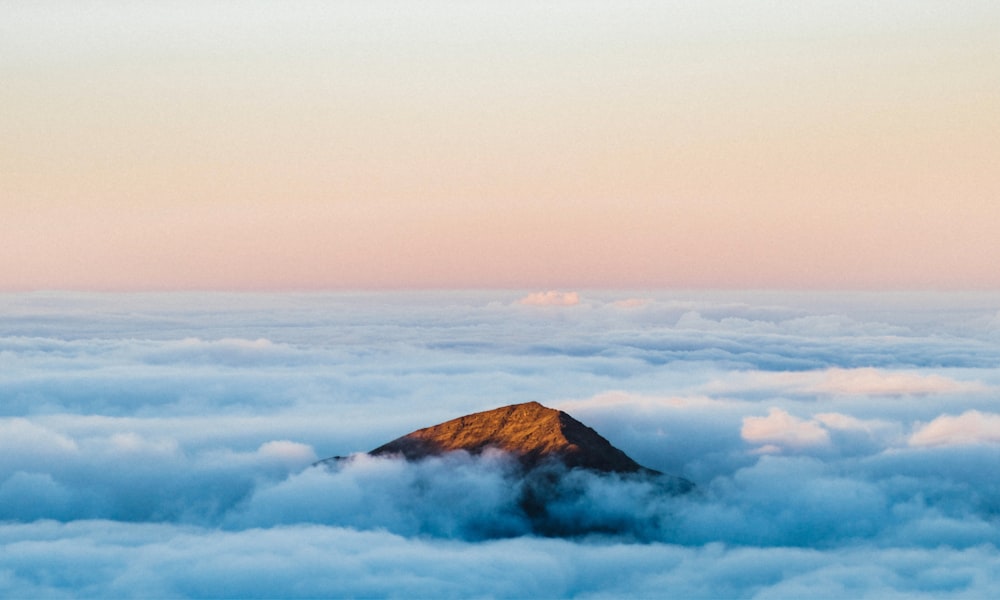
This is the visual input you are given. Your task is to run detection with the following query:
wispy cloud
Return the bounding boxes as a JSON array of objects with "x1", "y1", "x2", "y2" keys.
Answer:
[
  {"x1": 612, "y1": 298, "x2": 651, "y2": 308},
  {"x1": 811, "y1": 368, "x2": 986, "y2": 396},
  {"x1": 707, "y1": 367, "x2": 989, "y2": 398}
]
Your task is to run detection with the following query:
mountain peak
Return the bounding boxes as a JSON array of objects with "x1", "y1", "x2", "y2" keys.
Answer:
[
  {"x1": 368, "y1": 401, "x2": 654, "y2": 474},
  {"x1": 319, "y1": 402, "x2": 693, "y2": 537}
]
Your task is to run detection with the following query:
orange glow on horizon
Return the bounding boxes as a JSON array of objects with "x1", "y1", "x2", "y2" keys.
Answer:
[{"x1": 2, "y1": 3, "x2": 999, "y2": 291}]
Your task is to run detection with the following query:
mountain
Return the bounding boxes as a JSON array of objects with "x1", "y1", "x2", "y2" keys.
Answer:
[
  {"x1": 323, "y1": 401, "x2": 690, "y2": 486},
  {"x1": 366, "y1": 401, "x2": 654, "y2": 474},
  {"x1": 319, "y1": 401, "x2": 693, "y2": 537}
]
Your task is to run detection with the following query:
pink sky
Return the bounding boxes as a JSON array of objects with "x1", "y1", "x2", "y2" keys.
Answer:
[{"x1": 3, "y1": 2, "x2": 999, "y2": 290}]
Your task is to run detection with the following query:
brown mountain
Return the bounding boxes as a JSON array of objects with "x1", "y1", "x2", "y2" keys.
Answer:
[
  {"x1": 319, "y1": 401, "x2": 692, "y2": 537},
  {"x1": 365, "y1": 401, "x2": 657, "y2": 474}
]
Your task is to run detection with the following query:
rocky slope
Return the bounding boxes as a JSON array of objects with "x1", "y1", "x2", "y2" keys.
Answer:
[
  {"x1": 323, "y1": 401, "x2": 691, "y2": 486},
  {"x1": 367, "y1": 401, "x2": 654, "y2": 474},
  {"x1": 318, "y1": 402, "x2": 693, "y2": 536}
]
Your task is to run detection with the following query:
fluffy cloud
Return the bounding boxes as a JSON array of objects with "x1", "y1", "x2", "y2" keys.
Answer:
[
  {"x1": 909, "y1": 411, "x2": 1000, "y2": 447},
  {"x1": 3, "y1": 521, "x2": 999, "y2": 599},
  {"x1": 2, "y1": 290, "x2": 1000, "y2": 596},
  {"x1": 257, "y1": 440, "x2": 317, "y2": 465},
  {"x1": 742, "y1": 408, "x2": 830, "y2": 450},
  {"x1": 518, "y1": 290, "x2": 581, "y2": 306}
]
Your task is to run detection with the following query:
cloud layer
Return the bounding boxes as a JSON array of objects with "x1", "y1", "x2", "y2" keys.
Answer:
[{"x1": 2, "y1": 290, "x2": 1000, "y2": 597}]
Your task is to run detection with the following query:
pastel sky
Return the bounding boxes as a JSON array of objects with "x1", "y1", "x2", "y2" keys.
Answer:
[{"x1": 3, "y1": 1, "x2": 999, "y2": 290}]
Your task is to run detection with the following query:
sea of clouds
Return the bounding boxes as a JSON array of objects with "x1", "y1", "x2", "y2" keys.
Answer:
[{"x1": 2, "y1": 290, "x2": 1000, "y2": 597}]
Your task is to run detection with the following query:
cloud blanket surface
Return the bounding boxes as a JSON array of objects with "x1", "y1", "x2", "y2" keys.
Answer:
[{"x1": 2, "y1": 290, "x2": 1000, "y2": 597}]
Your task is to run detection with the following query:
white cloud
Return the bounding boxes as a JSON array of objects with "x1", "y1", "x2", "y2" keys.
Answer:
[
  {"x1": 814, "y1": 412, "x2": 893, "y2": 434},
  {"x1": 177, "y1": 337, "x2": 276, "y2": 350},
  {"x1": 518, "y1": 291, "x2": 580, "y2": 306},
  {"x1": 0, "y1": 419, "x2": 78, "y2": 455},
  {"x1": 2, "y1": 290, "x2": 1000, "y2": 597},
  {"x1": 256, "y1": 440, "x2": 318, "y2": 466},
  {"x1": 742, "y1": 408, "x2": 830, "y2": 450},
  {"x1": 707, "y1": 367, "x2": 988, "y2": 398},
  {"x1": 909, "y1": 411, "x2": 1000, "y2": 447},
  {"x1": 3, "y1": 521, "x2": 1000, "y2": 599},
  {"x1": 557, "y1": 391, "x2": 734, "y2": 412},
  {"x1": 812, "y1": 368, "x2": 985, "y2": 396},
  {"x1": 103, "y1": 432, "x2": 180, "y2": 456}
]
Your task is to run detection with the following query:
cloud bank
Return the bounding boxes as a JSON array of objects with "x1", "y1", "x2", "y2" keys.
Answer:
[{"x1": 2, "y1": 290, "x2": 1000, "y2": 597}]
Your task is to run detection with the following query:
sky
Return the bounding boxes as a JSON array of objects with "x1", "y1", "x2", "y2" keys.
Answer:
[
  {"x1": 3, "y1": 4, "x2": 1000, "y2": 596},
  {"x1": 3, "y1": 290, "x2": 1000, "y2": 596},
  {"x1": 3, "y1": 1, "x2": 1000, "y2": 290}
]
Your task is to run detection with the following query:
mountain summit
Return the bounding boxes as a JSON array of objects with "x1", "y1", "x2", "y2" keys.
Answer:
[
  {"x1": 363, "y1": 401, "x2": 659, "y2": 475},
  {"x1": 320, "y1": 402, "x2": 693, "y2": 537},
  {"x1": 369, "y1": 402, "x2": 651, "y2": 473}
]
